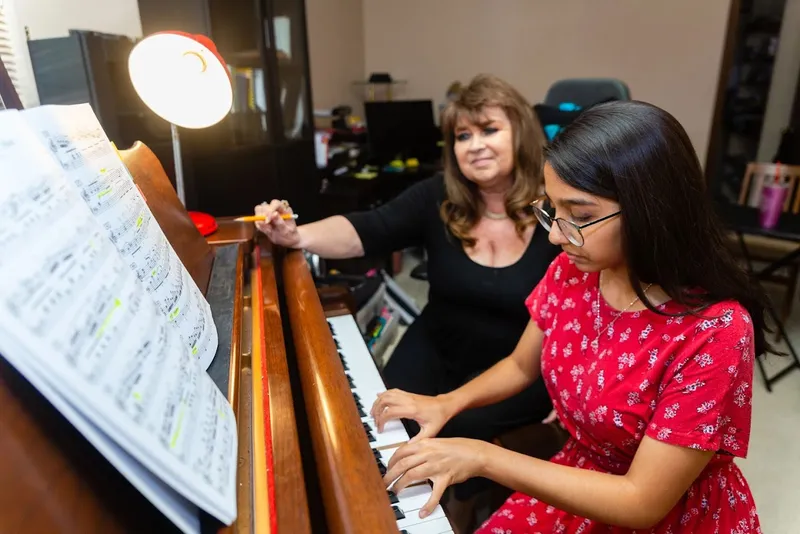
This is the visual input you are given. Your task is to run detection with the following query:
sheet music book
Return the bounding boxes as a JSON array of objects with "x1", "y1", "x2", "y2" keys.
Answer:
[
  {"x1": 0, "y1": 108, "x2": 237, "y2": 533},
  {"x1": 22, "y1": 104, "x2": 219, "y2": 370}
]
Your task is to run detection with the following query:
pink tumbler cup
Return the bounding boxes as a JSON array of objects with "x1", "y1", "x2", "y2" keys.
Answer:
[{"x1": 759, "y1": 182, "x2": 788, "y2": 229}]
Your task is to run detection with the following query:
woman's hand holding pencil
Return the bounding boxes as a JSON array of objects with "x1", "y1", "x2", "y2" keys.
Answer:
[{"x1": 251, "y1": 199, "x2": 302, "y2": 248}]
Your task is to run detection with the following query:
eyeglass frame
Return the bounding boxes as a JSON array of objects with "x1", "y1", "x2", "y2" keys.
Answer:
[{"x1": 530, "y1": 197, "x2": 621, "y2": 247}]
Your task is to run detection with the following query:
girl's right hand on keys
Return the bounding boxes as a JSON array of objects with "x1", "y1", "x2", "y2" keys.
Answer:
[
  {"x1": 254, "y1": 199, "x2": 300, "y2": 248},
  {"x1": 370, "y1": 389, "x2": 455, "y2": 442}
]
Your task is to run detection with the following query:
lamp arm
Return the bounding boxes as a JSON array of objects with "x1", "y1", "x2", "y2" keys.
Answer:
[{"x1": 171, "y1": 123, "x2": 186, "y2": 206}]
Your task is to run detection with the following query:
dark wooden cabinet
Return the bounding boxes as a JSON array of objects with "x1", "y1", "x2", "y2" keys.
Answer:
[
  {"x1": 28, "y1": 1, "x2": 322, "y2": 221},
  {"x1": 137, "y1": 0, "x2": 321, "y2": 219}
]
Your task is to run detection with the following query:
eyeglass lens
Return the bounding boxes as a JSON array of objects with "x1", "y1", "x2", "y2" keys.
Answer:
[{"x1": 533, "y1": 199, "x2": 583, "y2": 246}]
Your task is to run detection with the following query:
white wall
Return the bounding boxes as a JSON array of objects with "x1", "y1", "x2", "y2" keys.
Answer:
[
  {"x1": 17, "y1": 0, "x2": 142, "y2": 40},
  {"x1": 757, "y1": 0, "x2": 800, "y2": 161},
  {"x1": 363, "y1": 0, "x2": 732, "y2": 163},
  {"x1": 305, "y1": 0, "x2": 365, "y2": 115}
]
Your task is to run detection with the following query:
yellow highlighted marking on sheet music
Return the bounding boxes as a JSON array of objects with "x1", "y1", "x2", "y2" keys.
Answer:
[
  {"x1": 171, "y1": 401, "x2": 186, "y2": 448},
  {"x1": 136, "y1": 216, "x2": 143, "y2": 228},
  {"x1": 100, "y1": 168, "x2": 107, "y2": 174},
  {"x1": 169, "y1": 306, "x2": 180, "y2": 321},
  {"x1": 191, "y1": 345, "x2": 198, "y2": 355},
  {"x1": 152, "y1": 269, "x2": 157, "y2": 277},
  {"x1": 133, "y1": 392, "x2": 142, "y2": 401},
  {"x1": 98, "y1": 188, "x2": 112, "y2": 199},
  {"x1": 97, "y1": 298, "x2": 121, "y2": 338}
]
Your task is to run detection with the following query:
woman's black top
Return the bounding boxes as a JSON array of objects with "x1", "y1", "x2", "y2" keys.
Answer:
[{"x1": 344, "y1": 175, "x2": 561, "y2": 383}]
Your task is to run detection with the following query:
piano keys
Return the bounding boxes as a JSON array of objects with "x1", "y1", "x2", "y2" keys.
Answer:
[{"x1": 327, "y1": 314, "x2": 455, "y2": 534}]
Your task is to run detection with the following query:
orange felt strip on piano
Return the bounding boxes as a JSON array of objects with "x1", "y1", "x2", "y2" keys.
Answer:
[{"x1": 251, "y1": 246, "x2": 278, "y2": 534}]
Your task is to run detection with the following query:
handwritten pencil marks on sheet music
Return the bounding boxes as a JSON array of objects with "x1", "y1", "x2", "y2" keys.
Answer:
[{"x1": 23, "y1": 104, "x2": 218, "y2": 369}]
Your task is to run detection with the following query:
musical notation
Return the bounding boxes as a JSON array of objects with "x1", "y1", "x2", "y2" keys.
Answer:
[
  {"x1": 0, "y1": 176, "x2": 74, "y2": 252},
  {"x1": 116, "y1": 321, "x2": 167, "y2": 423},
  {"x1": 0, "y1": 107, "x2": 237, "y2": 529},
  {"x1": 23, "y1": 104, "x2": 219, "y2": 370},
  {"x1": 5, "y1": 222, "x2": 108, "y2": 337},
  {"x1": 80, "y1": 167, "x2": 134, "y2": 216},
  {"x1": 136, "y1": 234, "x2": 171, "y2": 292}
]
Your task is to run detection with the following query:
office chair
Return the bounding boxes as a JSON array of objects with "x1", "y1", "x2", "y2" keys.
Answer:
[
  {"x1": 543, "y1": 77, "x2": 631, "y2": 107},
  {"x1": 535, "y1": 78, "x2": 631, "y2": 141}
]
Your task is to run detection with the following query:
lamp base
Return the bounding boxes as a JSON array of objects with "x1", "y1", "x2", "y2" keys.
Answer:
[{"x1": 189, "y1": 211, "x2": 218, "y2": 236}]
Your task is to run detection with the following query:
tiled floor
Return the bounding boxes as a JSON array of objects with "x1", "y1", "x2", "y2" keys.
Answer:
[{"x1": 387, "y1": 252, "x2": 800, "y2": 533}]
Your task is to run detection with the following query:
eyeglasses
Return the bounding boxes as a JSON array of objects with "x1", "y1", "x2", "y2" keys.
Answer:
[{"x1": 530, "y1": 198, "x2": 621, "y2": 247}]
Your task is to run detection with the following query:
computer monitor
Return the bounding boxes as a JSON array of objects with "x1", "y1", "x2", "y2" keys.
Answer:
[{"x1": 364, "y1": 100, "x2": 440, "y2": 163}]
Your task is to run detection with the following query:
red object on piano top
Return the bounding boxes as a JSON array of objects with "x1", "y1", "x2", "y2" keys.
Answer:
[{"x1": 189, "y1": 211, "x2": 218, "y2": 236}]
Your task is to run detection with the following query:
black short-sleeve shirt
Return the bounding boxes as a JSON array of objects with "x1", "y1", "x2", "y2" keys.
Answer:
[{"x1": 344, "y1": 175, "x2": 560, "y2": 378}]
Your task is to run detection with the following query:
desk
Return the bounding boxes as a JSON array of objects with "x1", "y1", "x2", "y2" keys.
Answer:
[{"x1": 716, "y1": 203, "x2": 800, "y2": 390}]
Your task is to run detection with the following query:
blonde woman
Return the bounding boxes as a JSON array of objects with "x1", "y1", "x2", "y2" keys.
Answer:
[{"x1": 255, "y1": 74, "x2": 558, "y2": 473}]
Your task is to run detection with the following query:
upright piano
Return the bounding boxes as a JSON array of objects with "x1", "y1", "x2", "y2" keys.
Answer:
[{"x1": 0, "y1": 142, "x2": 454, "y2": 534}]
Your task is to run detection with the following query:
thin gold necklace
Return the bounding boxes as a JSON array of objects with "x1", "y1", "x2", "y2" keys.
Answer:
[
  {"x1": 589, "y1": 272, "x2": 652, "y2": 354},
  {"x1": 483, "y1": 210, "x2": 508, "y2": 220}
]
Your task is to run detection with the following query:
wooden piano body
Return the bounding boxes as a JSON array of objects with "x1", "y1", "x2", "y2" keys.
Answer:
[{"x1": 0, "y1": 142, "x2": 432, "y2": 533}]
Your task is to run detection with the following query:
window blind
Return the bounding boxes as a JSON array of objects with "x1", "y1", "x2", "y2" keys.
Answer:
[{"x1": 0, "y1": 0, "x2": 39, "y2": 108}]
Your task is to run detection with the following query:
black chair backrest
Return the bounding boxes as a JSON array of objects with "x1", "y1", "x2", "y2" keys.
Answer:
[
  {"x1": 536, "y1": 78, "x2": 630, "y2": 142},
  {"x1": 544, "y1": 78, "x2": 631, "y2": 107}
]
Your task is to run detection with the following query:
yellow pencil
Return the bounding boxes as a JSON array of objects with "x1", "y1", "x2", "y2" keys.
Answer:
[{"x1": 234, "y1": 213, "x2": 298, "y2": 222}]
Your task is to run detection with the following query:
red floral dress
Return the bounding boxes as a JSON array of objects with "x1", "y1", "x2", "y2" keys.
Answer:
[{"x1": 476, "y1": 253, "x2": 761, "y2": 534}]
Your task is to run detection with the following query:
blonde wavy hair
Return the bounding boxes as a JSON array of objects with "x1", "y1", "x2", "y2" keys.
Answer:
[{"x1": 439, "y1": 74, "x2": 545, "y2": 248}]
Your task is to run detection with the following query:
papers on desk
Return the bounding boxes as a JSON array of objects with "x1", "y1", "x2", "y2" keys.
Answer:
[{"x1": 0, "y1": 106, "x2": 235, "y2": 533}]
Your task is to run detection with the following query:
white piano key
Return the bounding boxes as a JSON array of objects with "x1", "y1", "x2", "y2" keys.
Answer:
[
  {"x1": 396, "y1": 505, "x2": 446, "y2": 530},
  {"x1": 401, "y1": 519, "x2": 453, "y2": 534},
  {"x1": 394, "y1": 483, "x2": 434, "y2": 513},
  {"x1": 380, "y1": 447, "x2": 399, "y2": 464},
  {"x1": 364, "y1": 418, "x2": 408, "y2": 448}
]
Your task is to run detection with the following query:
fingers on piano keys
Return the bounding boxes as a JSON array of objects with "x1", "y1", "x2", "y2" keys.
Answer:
[{"x1": 327, "y1": 315, "x2": 455, "y2": 534}]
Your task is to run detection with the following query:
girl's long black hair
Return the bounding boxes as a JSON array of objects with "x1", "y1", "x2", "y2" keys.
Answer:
[{"x1": 546, "y1": 100, "x2": 773, "y2": 356}]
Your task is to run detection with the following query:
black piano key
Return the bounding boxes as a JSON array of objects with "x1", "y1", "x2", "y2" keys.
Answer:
[
  {"x1": 367, "y1": 432, "x2": 376, "y2": 443},
  {"x1": 352, "y1": 392, "x2": 361, "y2": 402},
  {"x1": 388, "y1": 491, "x2": 399, "y2": 505},
  {"x1": 346, "y1": 374, "x2": 355, "y2": 388},
  {"x1": 392, "y1": 506, "x2": 405, "y2": 520},
  {"x1": 375, "y1": 454, "x2": 386, "y2": 469},
  {"x1": 341, "y1": 361, "x2": 349, "y2": 371},
  {"x1": 400, "y1": 531, "x2": 409, "y2": 534},
  {"x1": 372, "y1": 448, "x2": 382, "y2": 458},
  {"x1": 357, "y1": 406, "x2": 366, "y2": 418}
]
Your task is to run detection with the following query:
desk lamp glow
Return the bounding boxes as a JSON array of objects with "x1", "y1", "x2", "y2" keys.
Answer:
[{"x1": 128, "y1": 31, "x2": 233, "y2": 236}]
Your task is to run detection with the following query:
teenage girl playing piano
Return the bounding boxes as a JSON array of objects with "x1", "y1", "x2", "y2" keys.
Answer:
[
  {"x1": 371, "y1": 101, "x2": 769, "y2": 533},
  {"x1": 254, "y1": 73, "x2": 560, "y2": 483}
]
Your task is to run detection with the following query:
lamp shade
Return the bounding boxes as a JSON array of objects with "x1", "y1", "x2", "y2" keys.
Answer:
[{"x1": 128, "y1": 32, "x2": 233, "y2": 129}]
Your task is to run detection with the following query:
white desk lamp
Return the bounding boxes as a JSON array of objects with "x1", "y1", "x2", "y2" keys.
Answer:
[{"x1": 128, "y1": 31, "x2": 233, "y2": 235}]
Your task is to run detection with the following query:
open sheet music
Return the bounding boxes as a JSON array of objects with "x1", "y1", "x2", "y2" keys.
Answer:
[
  {"x1": 22, "y1": 104, "x2": 218, "y2": 370},
  {"x1": 0, "y1": 109, "x2": 237, "y2": 533}
]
